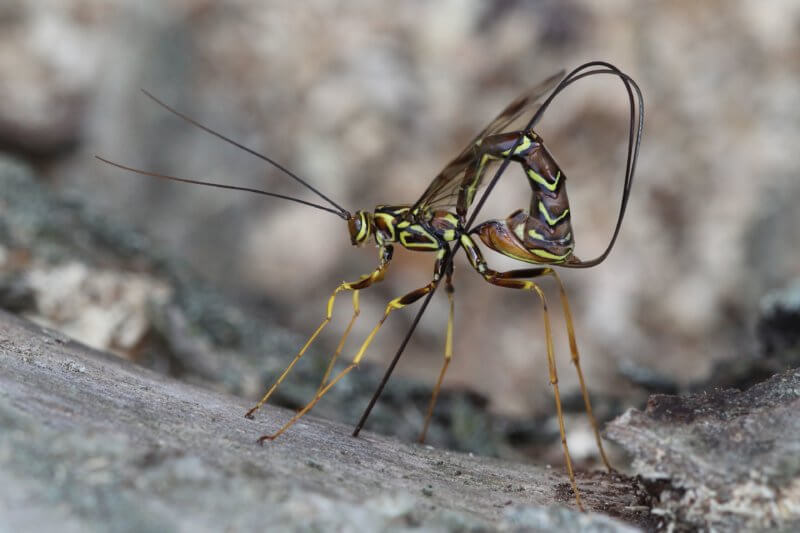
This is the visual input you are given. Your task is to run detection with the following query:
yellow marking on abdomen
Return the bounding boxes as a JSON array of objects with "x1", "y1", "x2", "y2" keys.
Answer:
[
  {"x1": 527, "y1": 169, "x2": 560, "y2": 192},
  {"x1": 500, "y1": 135, "x2": 532, "y2": 156},
  {"x1": 538, "y1": 202, "x2": 570, "y2": 226},
  {"x1": 528, "y1": 228, "x2": 545, "y2": 240},
  {"x1": 513, "y1": 223, "x2": 526, "y2": 242},
  {"x1": 531, "y1": 248, "x2": 572, "y2": 261}
]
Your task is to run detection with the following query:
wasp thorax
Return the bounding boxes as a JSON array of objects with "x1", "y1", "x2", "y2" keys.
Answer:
[{"x1": 347, "y1": 210, "x2": 374, "y2": 246}]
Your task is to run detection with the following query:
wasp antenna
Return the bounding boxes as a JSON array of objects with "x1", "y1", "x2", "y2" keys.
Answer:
[
  {"x1": 95, "y1": 155, "x2": 349, "y2": 219},
  {"x1": 139, "y1": 89, "x2": 350, "y2": 219}
]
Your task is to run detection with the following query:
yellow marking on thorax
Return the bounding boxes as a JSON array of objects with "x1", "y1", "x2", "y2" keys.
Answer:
[
  {"x1": 442, "y1": 229, "x2": 456, "y2": 241},
  {"x1": 399, "y1": 226, "x2": 440, "y2": 249},
  {"x1": 442, "y1": 213, "x2": 459, "y2": 226},
  {"x1": 375, "y1": 212, "x2": 397, "y2": 241},
  {"x1": 538, "y1": 201, "x2": 570, "y2": 226}
]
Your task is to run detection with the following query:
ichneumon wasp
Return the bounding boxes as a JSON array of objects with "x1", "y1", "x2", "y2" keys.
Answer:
[{"x1": 97, "y1": 61, "x2": 643, "y2": 509}]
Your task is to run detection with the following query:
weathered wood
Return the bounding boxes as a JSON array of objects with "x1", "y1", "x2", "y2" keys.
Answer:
[{"x1": 0, "y1": 310, "x2": 650, "y2": 531}]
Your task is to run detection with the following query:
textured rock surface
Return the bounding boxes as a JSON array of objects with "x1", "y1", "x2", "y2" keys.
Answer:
[
  {"x1": 0, "y1": 310, "x2": 653, "y2": 532},
  {"x1": 1, "y1": 0, "x2": 798, "y2": 420},
  {"x1": 606, "y1": 369, "x2": 800, "y2": 531}
]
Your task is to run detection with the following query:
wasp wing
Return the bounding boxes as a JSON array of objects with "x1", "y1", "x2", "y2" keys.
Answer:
[{"x1": 411, "y1": 70, "x2": 565, "y2": 213}]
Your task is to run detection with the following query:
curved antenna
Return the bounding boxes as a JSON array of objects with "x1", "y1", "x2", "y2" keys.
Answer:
[
  {"x1": 466, "y1": 61, "x2": 645, "y2": 268},
  {"x1": 140, "y1": 89, "x2": 350, "y2": 219},
  {"x1": 95, "y1": 156, "x2": 348, "y2": 219}
]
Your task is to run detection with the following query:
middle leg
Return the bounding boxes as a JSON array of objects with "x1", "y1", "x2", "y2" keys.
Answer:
[{"x1": 418, "y1": 263, "x2": 455, "y2": 443}]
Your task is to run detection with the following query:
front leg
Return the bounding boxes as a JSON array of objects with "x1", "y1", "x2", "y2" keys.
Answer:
[
  {"x1": 245, "y1": 246, "x2": 394, "y2": 420},
  {"x1": 258, "y1": 247, "x2": 450, "y2": 443}
]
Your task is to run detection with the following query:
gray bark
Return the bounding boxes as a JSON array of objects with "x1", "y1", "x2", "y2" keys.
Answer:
[
  {"x1": 1, "y1": 310, "x2": 650, "y2": 532},
  {"x1": 606, "y1": 369, "x2": 800, "y2": 531}
]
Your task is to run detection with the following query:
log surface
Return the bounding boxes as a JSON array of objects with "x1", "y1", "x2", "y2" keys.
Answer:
[{"x1": 0, "y1": 310, "x2": 649, "y2": 532}]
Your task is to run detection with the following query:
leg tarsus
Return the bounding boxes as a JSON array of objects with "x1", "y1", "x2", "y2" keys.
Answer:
[
  {"x1": 548, "y1": 269, "x2": 612, "y2": 472},
  {"x1": 244, "y1": 304, "x2": 333, "y2": 419},
  {"x1": 259, "y1": 278, "x2": 440, "y2": 442},
  {"x1": 246, "y1": 253, "x2": 390, "y2": 421},
  {"x1": 533, "y1": 283, "x2": 584, "y2": 511},
  {"x1": 258, "y1": 363, "x2": 357, "y2": 441}
]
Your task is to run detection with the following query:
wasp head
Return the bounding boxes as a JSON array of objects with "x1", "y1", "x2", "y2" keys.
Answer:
[{"x1": 347, "y1": 210, "x2": 374, "y2": 246}]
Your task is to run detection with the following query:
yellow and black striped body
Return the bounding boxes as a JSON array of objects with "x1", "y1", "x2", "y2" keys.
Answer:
[
  {"x1": 463, "y1": 131, "x2": 576, "y2": 264},
  {"x1": 364, "y1": 205, "x2": 461, "y2": 250},
  {"x1": 346, "y1": 131, "x2": 575, "y2": 267},
  {"x1": 347, "y1": 205, "x2": 462, "y2": 278}
]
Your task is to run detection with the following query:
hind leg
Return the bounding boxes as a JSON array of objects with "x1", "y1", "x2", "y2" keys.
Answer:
[
  {"x1": 460, "y1": 234, "x2": 585, "y2": 510},
  {"x1": 547, "y1": 268, "x2": 612, "y2": 470}
]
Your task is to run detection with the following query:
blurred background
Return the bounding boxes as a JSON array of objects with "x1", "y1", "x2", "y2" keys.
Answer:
[{"x1": 1, "y1": 0, "x2": 799, "y2": 463}]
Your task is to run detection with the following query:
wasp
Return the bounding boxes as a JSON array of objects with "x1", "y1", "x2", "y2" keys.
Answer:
[{"x1": 98, "y1": 61, "x2": 643, "y2": 508}]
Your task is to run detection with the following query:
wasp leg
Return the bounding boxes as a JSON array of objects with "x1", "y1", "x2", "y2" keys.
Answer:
[
  {"x1": 258, "y1": 255, "x2": 447, "y2": 443},
  {"x1": 548, "y1": 269, "x2": 612, "y2": 471},
  {"x1": 459, "y1": 234, "x2": 584, "y2": 510},
  {"x1": 314, "y1": 290, "x2": 360, "y2": 395},
  {"x1": 419, "y1": 265, "x2": 455, "y2": 444},
  {"x1": 244, "y1": 247, "x2": 393, "y2": 420}
]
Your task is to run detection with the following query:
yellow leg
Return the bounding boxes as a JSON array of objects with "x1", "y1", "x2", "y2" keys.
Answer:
[
  {"x1": 459, "y1": 234, "x2": 583, "y2": 510},
  {"x1": 245, "y1": 256, "x2": 389, "y2": 420},
  {"x1": 531, "y1": 282, "x2": 583, "y2": 511},
  {"x1": 258, "y1": 279, "x2": 438, "y2": 442},
  {"x1": 548, "y1": 269, "x2": 612, "y2": 471},
  {"x1": 419, "y1": 280, "x2": 455, "y2": 444},
  {"x1": 316, "y1": 291, "x2": 360, "y2": 395}
]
